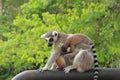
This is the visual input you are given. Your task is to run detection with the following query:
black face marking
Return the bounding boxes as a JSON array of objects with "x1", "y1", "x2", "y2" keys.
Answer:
[
  {"x1": 47, "y1": 37, "x2": 54, "y2": 47},
  {"x1": 49, "y1": 38, "x2": 53, "y2": 42}
]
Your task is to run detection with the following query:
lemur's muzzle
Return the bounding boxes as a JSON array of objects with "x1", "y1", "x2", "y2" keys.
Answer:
[
  {"x1": 48, "y1": 42, "x2": 53, "y2": 47},
  {"x1": 47, "y1": 38, "x2": 54, "y2": 47}
]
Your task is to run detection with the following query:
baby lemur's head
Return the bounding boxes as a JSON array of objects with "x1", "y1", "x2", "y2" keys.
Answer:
[
  {"x1": 41, "y1": 31, "x2": 59, "y2": 47},
  {"x1": 61, "y1": 44, "x2": 71, "y2": 54}
]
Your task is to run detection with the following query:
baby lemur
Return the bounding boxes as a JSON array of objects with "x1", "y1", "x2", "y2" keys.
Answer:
[
  {"x1": 61, "y1": 34, "x2": 92, "y2": 59},
  {"x1": 40, "y1": 31, "x2": 99, "y2": 80},
  {"x1": 62, "y1": 34, "x2": 92, "y2": 51}
]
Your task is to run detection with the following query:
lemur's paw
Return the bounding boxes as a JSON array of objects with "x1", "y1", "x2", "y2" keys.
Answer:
[
  {"x1": 38, "y1": 67, "x2": 48, "y2": 72},
  {"x1": 64, "y1": 66, "x2": 71, "y2": 73}
]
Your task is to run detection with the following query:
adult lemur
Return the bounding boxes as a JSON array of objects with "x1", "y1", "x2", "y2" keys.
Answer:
[{"x1": 40, "y1": 31, "x2": 99, "y2": 80}]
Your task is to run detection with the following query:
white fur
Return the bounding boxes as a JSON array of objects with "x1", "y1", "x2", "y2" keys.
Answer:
[
  {"x1": 41, "y1": 34, "x2": 46, "y2": 38},
  {"x1": 67, "y1": 47, "x2": 71, "y2": 52},
  {"x1": 52, "y1": 31, "x2": 58, "y2": 36},
  {"x1": 52, "y1": 31, "x2": 58, "y2": 42}
]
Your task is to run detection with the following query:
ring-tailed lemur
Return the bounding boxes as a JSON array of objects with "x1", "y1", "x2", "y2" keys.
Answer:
[{"x1": 40, "y1": 31, "x2": 99, "y2": 80}]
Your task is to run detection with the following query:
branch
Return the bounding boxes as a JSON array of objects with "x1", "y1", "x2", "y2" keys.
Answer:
[{"x1": 12, "y1": 68, "x2": 120, "y2": 80}]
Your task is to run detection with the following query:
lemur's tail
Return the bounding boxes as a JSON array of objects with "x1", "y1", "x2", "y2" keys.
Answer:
[{"x1": 91, "y1": 44, "x2": 99, "y2": 80}]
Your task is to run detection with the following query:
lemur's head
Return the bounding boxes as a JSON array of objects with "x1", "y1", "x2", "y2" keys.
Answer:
[{"x1": 41, "y1": 31, "x2": 59, "y2": 47}]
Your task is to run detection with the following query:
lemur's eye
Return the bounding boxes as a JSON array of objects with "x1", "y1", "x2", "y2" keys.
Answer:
[
  {"x1": 49, "y1": 38, "x2": 53, "y2": 41},
  {"x1": 54, "y1": 33, "x2": 57, "y2": 36}
]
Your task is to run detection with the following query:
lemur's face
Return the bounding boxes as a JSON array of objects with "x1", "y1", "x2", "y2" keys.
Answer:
[{"x1": 41, "y1": 31, "x2": 58, "y2": 47}]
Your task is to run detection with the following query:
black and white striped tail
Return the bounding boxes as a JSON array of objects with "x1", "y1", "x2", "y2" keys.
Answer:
[{"x1": 91, "y1": 44, "x2": 99, "y2": 80}]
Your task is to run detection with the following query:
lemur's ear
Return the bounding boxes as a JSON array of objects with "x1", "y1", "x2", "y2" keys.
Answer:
[
  {"x1": 52, "y1": 31, "x2": 58, "y2": 37},
  {"x1": 41, "y1": 33, "x2": 46, "y2": 38}
]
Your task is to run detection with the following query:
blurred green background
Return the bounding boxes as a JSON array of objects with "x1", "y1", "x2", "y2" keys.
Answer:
[{"x1": 0, "y1": 0, "x2": 120, "y2": 80}]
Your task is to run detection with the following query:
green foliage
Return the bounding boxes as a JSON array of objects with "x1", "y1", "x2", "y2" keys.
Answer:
[{"x1": 0, "y1": 0, "x2": 120, "y2": 79}]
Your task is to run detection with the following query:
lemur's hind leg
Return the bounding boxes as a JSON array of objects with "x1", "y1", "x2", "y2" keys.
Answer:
[{"x1": 64, "y1": 50, "x2": 93, "y2": 73}]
